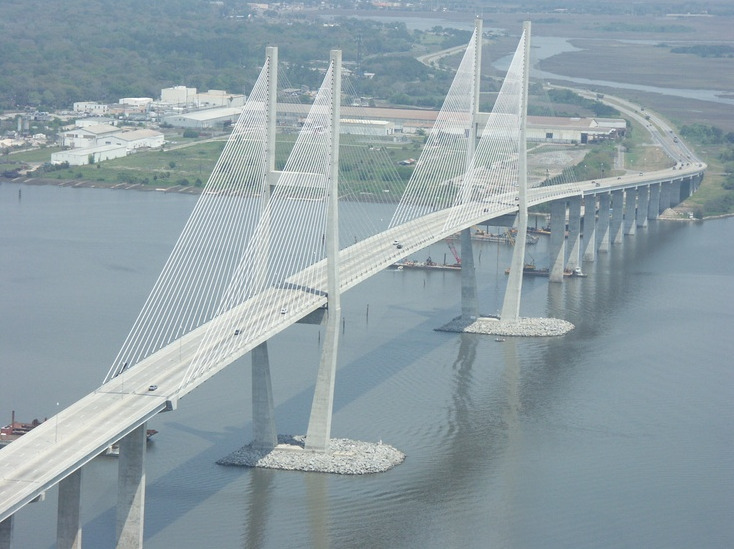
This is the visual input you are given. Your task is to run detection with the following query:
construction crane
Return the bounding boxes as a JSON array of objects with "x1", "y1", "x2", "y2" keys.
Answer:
[{"x1": 446, "y1": 240, "x2": 461, "y2": 265}]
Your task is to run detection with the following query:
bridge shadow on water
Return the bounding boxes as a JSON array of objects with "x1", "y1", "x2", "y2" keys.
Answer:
[
  {"x1": 80, "y1": 297, "x2": 470, "y2": 545},
  {"x1": 80, "y1": 222, "x2": 685, "y2": 546}
]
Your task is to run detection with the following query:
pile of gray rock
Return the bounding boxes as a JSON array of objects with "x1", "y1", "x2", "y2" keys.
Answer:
[
  {"x1": 438, "y1": 316, "x2": 574, "y2": 337},
  {"x1": 217, "y1": 435, "x2": 405, "y2": 474}
]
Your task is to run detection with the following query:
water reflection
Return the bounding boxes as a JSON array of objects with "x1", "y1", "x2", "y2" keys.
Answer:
[
  {"x1": 305, "y1": 474, "x2": 330, "y2": 549},
  {"x1": 242, "y1": 469, "x2": 274, "y2": 548},
  {"x1": 240, "y1": 443, "x2": 330, "y2": 548}
]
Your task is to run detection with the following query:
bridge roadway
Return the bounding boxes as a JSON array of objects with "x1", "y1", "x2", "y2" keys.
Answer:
[{"x1": 0, "y1": 162, "x2": 704, "y2": 523}]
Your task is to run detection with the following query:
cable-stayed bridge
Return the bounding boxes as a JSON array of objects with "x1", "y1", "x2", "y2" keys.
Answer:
[{"x1": 0, "y1": 20, "x2": 705, "y2": 549}]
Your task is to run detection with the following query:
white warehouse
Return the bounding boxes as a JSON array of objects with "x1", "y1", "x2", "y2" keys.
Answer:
[
  {"x1": 51, "y1": 145, "x2": 128, "y2": 166},
  {"x1": 341, "y1": 119, "x2": 395, "y2": 136}
]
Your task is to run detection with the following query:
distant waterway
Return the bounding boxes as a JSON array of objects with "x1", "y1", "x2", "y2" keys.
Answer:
[
  {"x1": 1, "y1": 182, "x2": 733, "y2": 548},
  {"x1": 495, "y1": 36, "x2": 734, "y2": 106},
  {"x1": 329, "y1": 12, "x2": 733, "y2": 106}
]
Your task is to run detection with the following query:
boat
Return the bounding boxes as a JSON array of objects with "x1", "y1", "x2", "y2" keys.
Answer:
[
  {"x1": 392, "y1": 258, "x2": 461, "y2": 271},
  {"x1": 447, "y1": 229, "x2": 538, "y2": 245},
  {"x1": 505, "y1": 264, "x2": 587, "y2": 278},
  {"x1": 528, "y1": 226, "x2": 551, "y2": 236},
  {"x1": 505, "y1": 263, "x2": 550, "y2": 277},
  {"x1": 494, "y1": 337, "x2": 506, "y2": 342},
  {"x1": 0, "y1": 411, "x2": 45, "y2": 447}
]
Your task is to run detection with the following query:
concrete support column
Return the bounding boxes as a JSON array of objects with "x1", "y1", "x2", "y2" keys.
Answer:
[
  {"x1": 597, "y1": 192, "x2": 611, "y2": 253},
  {"x1": 582, "y1": 195, "x2": 597, "y2": 261},
  {"x1": 659, "y1": 181, "x2": 672, "y2": 212},
  {"x1": 116, "y1": 423, "x2": 147, "y2": 549},
  {"x1": 583, "y1": 195, "x2": 597, "y2": 262},
  {"x1": 637, "y1": 186, "x2": 649, "y2": 228},
  {"x1": 306, "y1": 307, "x2": 340, "y2": 452},
  {"x1": 306, "y1": 50, "x2": 342, "y2": 453},
  {"x1": 460, "y1": 228, "x2": 478, "y2": 320},
  {"x1": 252, "y1": 341, "x2": 277, "y2": 450},
  {"x1": 624, "y1": 188, "x2": 637, "y2": 236},
  {"x1": 549, "y1": 199, "x2": 566, "y2": 282},
  {"x1": 610, "y1": 189, "x2": 624, "y2": 245},
  {"x1": 499, "y1": 20, "x2": 531, "y2": 321},
  {"x1": 460, "y1": 20, "x2": 480, "y2": 322},
  {"x1": 693, "y1": 174, "x2": 702, "y2": 194},
  {"x1": 0, "y1": 515, "x2": 12, "y2": 549},
  {"x1": 680, "y1": 177, "x2": 691, "y2": 200},
  {"x1": 670, "y1": 179, "x2": 682, "y2": 207},
  {"x1": 566, "y1": 196, "x2": 582, "y2": 271},
  {"x1": 57, "y1": 468, "x2": 82, "y2": 549},
  {"x1": 648, "y1": 183, "x2": 661, "y2": 219}
]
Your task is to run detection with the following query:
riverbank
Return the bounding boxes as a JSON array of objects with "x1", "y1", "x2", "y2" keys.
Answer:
[
  {"x1": 5, "y1": 176, "x2": 731, "y2": 222},
  {"x1": 4, "y1": 176, "x2": 204, "y2": 194}
]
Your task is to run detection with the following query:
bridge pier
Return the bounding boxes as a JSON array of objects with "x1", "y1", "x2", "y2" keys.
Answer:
[
  {"x1": 566, "y1": 196, "x2": 582, "y2": 272},
  {"x1": 582, "y1": 195, "x2": 596, "y2": 262},
  {"x1": 306, "y1": 50, "x2": 342, "y2": 453},
  {"x1": 671, "y1": 179, "x2": 682, "y2": 206},
  {"x1": 306, "y1": 304, "x2": 340, "y2": 452},
  {"x1": 549, "y1": 199, "x2": 566, "y2": 282},
  {"x1": 461, "y1": 18, "x2": 481, "y2": 321},
  {"x1": 0, "y1": 516, "x2": 11, "y2": 549},
  {"x1": 624, "y1": 188, "x2": 637, "y2": 236},
  {"x1": 648, "y1": 182, "x2": 661, "y2": 219},
  {"x1": 116, "y1": 423, "x2": 147, "y2": 549},
  {"x1": 691, "y1": 173, "x2": 702, "y2": 195},
  {"x1": 57, "y1": 468, "x2": 82, "y2": 549},
  {"x1": 460, "y1": 228, "x2": 478, "y2": 320},
  {"x1": 637, "y1": 186, "x2": 649, "y2": 228},
  {"x1": 680, "y1": 177, "x2": 692, "y2": 200},
  {"x1": 659, "y1": 181, "x2": 672, "y2": 212},
  {"x1": 597, "y1": 192, "x2": 611, "y2": 253},
  {"x1": 610, "y1": 189, "x2": 624, "y2": 245},
  {"x1": 252, "y1": 342, "x2": 277, "y2": 450}
]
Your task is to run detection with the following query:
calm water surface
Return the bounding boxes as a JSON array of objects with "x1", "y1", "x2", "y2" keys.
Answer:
[{"x1": 1, "y1": 182, "x2": 732, "y2": 548}]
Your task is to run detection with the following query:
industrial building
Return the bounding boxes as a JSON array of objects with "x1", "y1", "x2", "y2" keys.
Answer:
[
  {"x1": 51, "y1": 144, "x2": 128, "y2": 166},
  {"x1": 526, "y1": 116, "x2": 626, "y2": 143},
  {"x1": 161, "y1": 107, "x2": 243, "y2": 129},
  {"x1": 60, "y1": 124, "x2": 119, "y2": 148}
]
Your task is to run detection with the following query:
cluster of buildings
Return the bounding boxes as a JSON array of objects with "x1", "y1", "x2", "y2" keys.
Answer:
[
  {"x1": 1, "y1": 112, "x2": 51, "y2": 151},
  {"x1": 53, "y1": 86, "x2": 249, "y2": 166},
  {"x1": 52, "y1": 123, "x2": 165, "y2": 166},
  {"x1": 49, "y1": 82, "x2": 625, "y2": 167}
]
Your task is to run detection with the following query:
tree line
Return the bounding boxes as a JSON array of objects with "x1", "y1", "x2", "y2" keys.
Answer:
[{"x1": 0, "y1": 0, "x2": 472, "y2": 112}]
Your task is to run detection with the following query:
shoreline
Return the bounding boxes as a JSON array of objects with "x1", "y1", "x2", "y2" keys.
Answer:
[
  {"x1": 3, "y1": 176, "x2": 733, "y2": 221},
  {"x1": 4, "y1": 175, "x2": 204, "y2": 194}
]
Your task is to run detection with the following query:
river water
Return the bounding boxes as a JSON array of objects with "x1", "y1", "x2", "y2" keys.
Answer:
[{"x1": 1, "y1": 182, "x2": 733, "y2": 548}]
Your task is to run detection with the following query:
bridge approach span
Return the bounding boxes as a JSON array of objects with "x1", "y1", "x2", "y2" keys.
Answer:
[{"x1": 0, "y1": 198, "x2": 523, "y2": 522}]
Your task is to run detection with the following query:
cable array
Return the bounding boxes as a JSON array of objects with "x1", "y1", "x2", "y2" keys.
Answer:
[
  {"x1": 386, "y1": 25, "x2": 479, "y2": 250},
  {"x1": 443, "y1": 27, "x2": 527, "y2": 230},
  {"x1": 104, "y1": 27, "x2": 536, "y2": 392},
  {"x1": 179, "y1": 59, "x2": 339, "y2": 388},
  {"x1": 104, "y1": 58, "x2": 274, "y2": 383}
]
